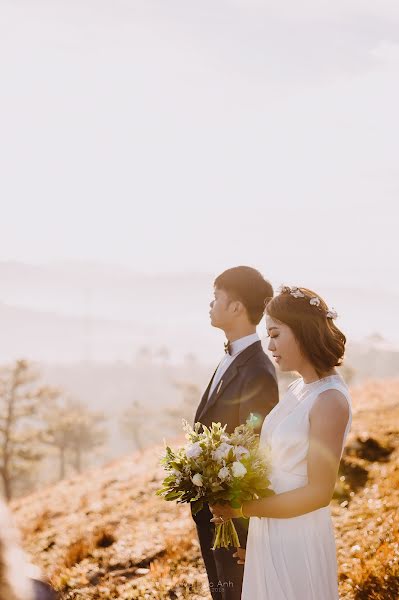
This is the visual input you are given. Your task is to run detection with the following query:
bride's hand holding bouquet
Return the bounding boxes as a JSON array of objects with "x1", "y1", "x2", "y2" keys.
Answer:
[{"x1": 156, "y1": 417, "x2": 274, "y2": 549}]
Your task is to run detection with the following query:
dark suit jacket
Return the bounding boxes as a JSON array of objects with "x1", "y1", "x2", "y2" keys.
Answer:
[
  {"x1": 194, "y1": 340, "x2": 279, "y2": 435},
  {"x1": 31, "y1": 579, "x2": 58, "y2": 600}
]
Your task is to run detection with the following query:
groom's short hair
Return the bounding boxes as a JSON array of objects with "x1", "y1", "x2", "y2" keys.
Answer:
[{"x1": 214, "y1": 266, "x2": 273, "y2": 325}]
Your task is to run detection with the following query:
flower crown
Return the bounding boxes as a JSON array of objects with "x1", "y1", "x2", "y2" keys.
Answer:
[{"x1": 284, "y1": 286, "x2": 338, "y2": 320}]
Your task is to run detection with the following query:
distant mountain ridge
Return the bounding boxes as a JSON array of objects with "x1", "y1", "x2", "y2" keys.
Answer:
[{"x1": 0, "y1": 261, "x2": 398, "y2": 366}]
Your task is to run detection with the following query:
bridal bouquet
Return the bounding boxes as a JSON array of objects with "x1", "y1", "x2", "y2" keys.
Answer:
[{"x1": 156, "y1": 418, "x2": 274, "y2": 549}]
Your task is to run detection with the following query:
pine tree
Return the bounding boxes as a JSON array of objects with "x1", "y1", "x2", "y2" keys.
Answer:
[
  {"x1": 0, "y1": 360, "x2": 51, "y2": 500},
  {"x1": 42, "y1": 397, "x2": 107, "y2": 477},
  {"x1": 120, "y1": 400, "x2": 150, "y2": 452},
  {"x1": 66, "y1": 401, "x2": 107, "y2": 474},
  {"x1": 41, "y1": 394, "x2": 76, "y2": 480}
]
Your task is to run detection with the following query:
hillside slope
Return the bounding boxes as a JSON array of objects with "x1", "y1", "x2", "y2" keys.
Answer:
[{"x1": 12, "y1": 379, "x2": 399, "y2": 600}]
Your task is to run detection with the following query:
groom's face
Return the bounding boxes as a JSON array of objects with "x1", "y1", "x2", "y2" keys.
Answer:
[{"x1": 209, "y1": 287, "x2": 235, "y2": 330}]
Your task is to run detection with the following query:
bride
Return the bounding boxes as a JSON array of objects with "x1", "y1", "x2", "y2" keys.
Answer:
[{"x1": 210, "y1": 285, "x2": 352, "y2": 600}]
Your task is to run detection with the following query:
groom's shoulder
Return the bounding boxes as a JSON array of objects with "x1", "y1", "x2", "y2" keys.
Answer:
[{"x1": 242, "y1": 343, "x2": 276, "y2": 377}]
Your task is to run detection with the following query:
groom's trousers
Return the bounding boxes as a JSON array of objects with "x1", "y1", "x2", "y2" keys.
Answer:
[{"x1": 192, "y1": 503, "x2": 249, "y2": 600}]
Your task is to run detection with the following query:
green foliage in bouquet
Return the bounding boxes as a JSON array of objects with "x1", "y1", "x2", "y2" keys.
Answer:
[{"x1": 156, "y1": 417, "x2": 275, "y2": 549}]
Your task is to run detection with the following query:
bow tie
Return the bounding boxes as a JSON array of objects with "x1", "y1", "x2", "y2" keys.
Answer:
[{"x1": 224, "y1": 341, "x2": 232, "y2": 355}]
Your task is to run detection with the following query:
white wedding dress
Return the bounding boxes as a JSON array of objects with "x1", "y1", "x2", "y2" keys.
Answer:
[{"x1": 242, "y1": 373, "x2": 352, "y2": 600}]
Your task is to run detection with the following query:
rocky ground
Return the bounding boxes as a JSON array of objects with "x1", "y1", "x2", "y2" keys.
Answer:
[{"x1": 11, "y1": 379, "x2": 399, "y2": 600}]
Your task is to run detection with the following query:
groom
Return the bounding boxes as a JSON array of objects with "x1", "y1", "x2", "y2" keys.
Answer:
[{"x1": 192, "y1": 266, "x2": 279, "y2": 600}]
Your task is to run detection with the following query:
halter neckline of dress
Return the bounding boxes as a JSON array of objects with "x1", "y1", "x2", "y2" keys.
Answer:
[{"x1": 300, "y1": 373, "x2": 341, "y2": 388}]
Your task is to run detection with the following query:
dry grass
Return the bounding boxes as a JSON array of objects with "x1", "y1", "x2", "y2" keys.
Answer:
[
  {"x1": 64, "y1": 537, "x2": 93, "y2": 569},
  {"x1": 334, "y1": 379, "x2": 399, "y2": 600},
  {"x1": 10, "y1": 379, "x2": 399, "y2": 599}
]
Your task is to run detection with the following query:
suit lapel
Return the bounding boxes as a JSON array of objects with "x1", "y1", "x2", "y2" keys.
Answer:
[
  {"x1": 194, "y1": 365, "x2": 218, "y2": 424},
  {"x1": 201, "y1": 363, "x2": 239, "y2": 416},
  {"x1": 196, "y1": 341, "x2": 262, "y2": 423}
]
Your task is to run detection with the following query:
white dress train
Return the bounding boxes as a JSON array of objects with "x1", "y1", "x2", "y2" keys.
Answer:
[{"x1": 242, "y1": 374, "x2": 352, "y2": 600}]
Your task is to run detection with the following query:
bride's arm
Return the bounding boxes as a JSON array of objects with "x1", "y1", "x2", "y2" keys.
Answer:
[
  {"x1": 211, "y1": 389, "x2": 350, "y2": 521},
  {"x1": 242, "y1": 389, "x2": 350, "y2": 519}
]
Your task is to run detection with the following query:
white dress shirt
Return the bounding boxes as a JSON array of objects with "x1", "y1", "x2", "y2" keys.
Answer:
[{"x1": 207, "y1": 332, "x2": 260, "y2": 399}]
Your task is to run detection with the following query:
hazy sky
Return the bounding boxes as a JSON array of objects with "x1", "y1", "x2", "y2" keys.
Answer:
[{"x1": 1, "y1": 1, "x2": 398, "y2": 291}]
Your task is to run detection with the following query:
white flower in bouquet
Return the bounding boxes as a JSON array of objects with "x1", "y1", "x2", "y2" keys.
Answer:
[
  {"x1": 212, "y1": 442, "x2": 234, "y2": 462},
  {"x1": 170, "y1": 468, "x2": 182, "y2": 484},
  {"x1": 157, "y1": 419, "x2": 274, "y2": 550},
  {"x1": 192, "y1": 473, "x2": 204, "y2": 487},
  {"x1": 233, "y1": 445, "x2": 250, "y2": 460},
  {"x1": 231, "y1": 461, "x2": 247, "y2": 478},
  {"x1": 217, "y1": 466, "x2": 231, "y2": 481},
  {"x1": 185, "y1": 441, "x2": 203, "y2": 459}
]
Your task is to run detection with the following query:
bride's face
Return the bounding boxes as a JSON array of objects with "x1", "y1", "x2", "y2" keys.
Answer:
[{"x1": 266, "y1": 315, "x2": 303, "y2": 372}]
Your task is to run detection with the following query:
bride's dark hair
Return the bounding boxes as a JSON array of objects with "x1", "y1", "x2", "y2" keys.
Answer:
[{"x1": 265, "y1": 286, "x2": 346, "y2": 377}]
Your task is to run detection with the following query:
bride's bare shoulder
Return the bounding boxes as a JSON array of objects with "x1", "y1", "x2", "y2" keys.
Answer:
[{"x1": 310, "y1": 388, "x2": 350, "y2": 423}]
